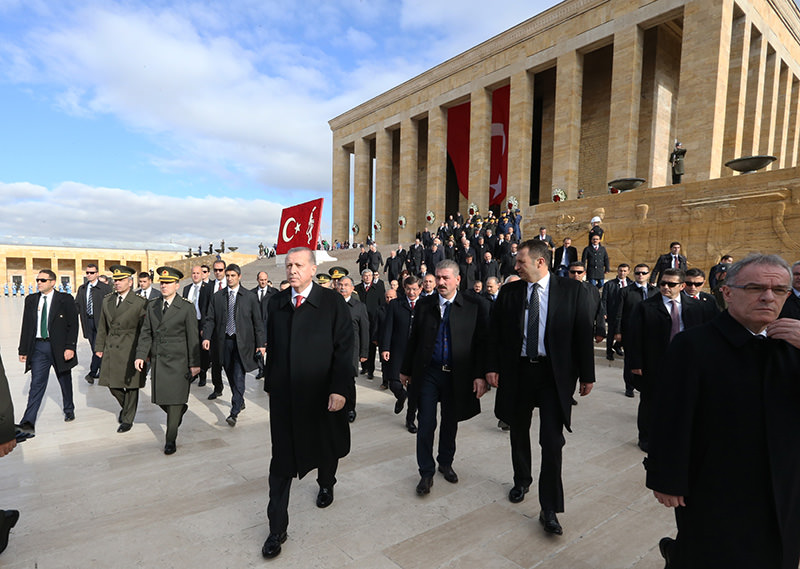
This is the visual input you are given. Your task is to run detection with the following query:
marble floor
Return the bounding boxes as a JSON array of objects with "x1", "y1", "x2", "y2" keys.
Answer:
[{"x1": 0, "y1": 296, "x2": 674, "y2": 569}]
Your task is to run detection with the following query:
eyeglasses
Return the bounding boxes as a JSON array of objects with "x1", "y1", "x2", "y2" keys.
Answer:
[
  {"x1": 634, "y1": 271, "x2": 649, "y2": 275},
  {"x1": 35, "y1": 278, "x2": 52, "y2": 283},
  {"x1": 658, "y1": 281, "x2": 681, "y2": 288},
  {"x1": 569, "y1": 270, "x2": 585, "y2": 274},
  {"x1": 213, "y1": 268, "x2": 225, "y2": 272},
  {"x1": 86, "y1": 270, "x2": 97, "y2": 274},
  {"x1": 727, "y1": 284, "x2": 791, "y2": 295},
  {"x1": 684, "y1": 281, "x2": 704, "y2": 287}
]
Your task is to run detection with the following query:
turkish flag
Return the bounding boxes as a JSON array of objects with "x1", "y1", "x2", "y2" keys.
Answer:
[
  {"x1": 276, "y1": 198, "x2": 324, "y2": 255},
  {"x1": 447, "y1": 101, "x2": 471, "y2": 199},
  {"x1": 489, "y1": 85, "x2": 509, "y2": 206}
]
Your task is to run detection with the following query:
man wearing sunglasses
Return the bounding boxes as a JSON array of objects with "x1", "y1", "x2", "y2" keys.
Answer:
[
  {"x1": 207, "y1": 260, "x2": 227, "y2": 399},
  {"x1": 75, "y1": 263, "x2": 112, "y2": 384},
  {"x1": 614, "y1": 264, "x2": 657, "y2": 397},
  {"x1": 778, "y1": 260, "x2": 800, "y2": 320},
  {"x1": 681, "y1": 269, "x2": 720, "y2": 321},
  {"x1": 626, "y1": 269, "x2": 715, "y2": 453}
]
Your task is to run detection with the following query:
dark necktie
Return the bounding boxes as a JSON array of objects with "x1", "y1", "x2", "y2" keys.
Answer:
[
  {"x1": 526, "y1": 283, "x2": 540, "y2": 358},
  {"x1": 116, "y1": 294, "x2": 123, "y2": 307},
  {"x1": 163, "y1": 301, "x2": 169, "y2": 314},
  {"x1": 226, "y1": 291, "x2": 236, "y2": 335},
  {"x1": 669, "y1": 300, "x2": 680, "y2": 340},
  {"x1": 41, "y1": 296, "x2": 48, "y2": 339},
  {"x1": 441, "y1": 301, "x2": 451, "y2": 363},
  {"x1": 87, "y1": 285, "x2": 94, "y2": 316}
]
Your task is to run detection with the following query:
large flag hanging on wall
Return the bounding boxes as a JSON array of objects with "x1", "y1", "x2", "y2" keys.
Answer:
[
  {"x1": 276, "y1": 198, "x2": 324, "y2": 255},
  {"x1": 489, "y1": 85, "x2": 510, "y2": 207},
  {"x1": 447, "y1": 101, "x2": 471, "y2": 199}
]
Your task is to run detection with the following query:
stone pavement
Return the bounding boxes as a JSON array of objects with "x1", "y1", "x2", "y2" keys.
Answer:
[{"x1": 0, "y1": 296, "x2": 674, "y2": 569}]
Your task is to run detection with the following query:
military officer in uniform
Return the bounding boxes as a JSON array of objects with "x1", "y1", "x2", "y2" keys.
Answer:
[
  {"x1": 135, "y1": 267, "x2": 200, "y2": 455},
  {"x1": 95, "y1": 265, "x2": 148, "y2": 433}
]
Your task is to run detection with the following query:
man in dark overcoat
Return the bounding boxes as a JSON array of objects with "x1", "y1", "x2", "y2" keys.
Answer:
[
  {"x1": 75, "y1": 263, "x2": 112, "y2": 383},
  {"x1": 94, "y1": 265, "x2": 147, "y2": 433},
  {"x1": 261, "y1": 248, "x2": 353, "y2": 559},
  {"x1": 581, "y1": 234, "x2": 609, "y2": 288},
  {"x1": 614, "y1": 263, "x2": 657, "y2": 396},
  {"x1": 135, "y1": 267, "x2": 200, "y2": 455},
  {"x1": 646, "y1": 253, "x2": 800, "y2": 569},
  {"x1": 337, "y1": 275, "x2": 368, "y2": 423},
  {"x1": 0, "y1": 353, "x2": 20, "y2": 554},
  {"x1": 486, "y1": 240, "x2": 595, "y2": 536},
  {"x1": 399, "y1": 260, "x2": 489, "y2": 496},
  {"x1": 183, "y1": 265, "x2": 213, "y2": 385}
]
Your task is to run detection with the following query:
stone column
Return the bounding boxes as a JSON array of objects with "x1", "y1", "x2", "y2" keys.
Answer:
[
  {"x1": 331, "y1": 141, "x2": 351, "y2": 244},
  {"x1": 508, "y1": 70, "x2": 534, "y2": 209},
  {"x1": 742, "y1": 30, "x2": 767, "y2": 156},
  {"x1": 788, "y1": 77, "x2": 800, "y2": 166},
  {"x1": 775, "y1": 63, "x2": 792, "y2": 168},
  {"x1": 552, "y1": 50, "x2": 583, "y2": 198},
  {"x1": 722, "y1": 13, "x2": 751, "y2": 175},
  {"x1": 353, "y1": 137, "x2": 372, "y2": 243},
  {"x1": 468, "y1": 86, "x2": 492, "y2": 215},
  {"x1": 375, "y1": 127, "x2": 394, "y2": 243},
  {"x1": 676, "y1": 0, "x2": 733, "y2": 182},
  {"x1": 427, "y1": 106, "x2": 447, "y2": 226},
  {"x1": 607, "y1": 25, "x2": 644, "y2": 183},
  {"x1": 758, "y1": 50, "x2": 780, "y2": 160},
  {"x1": 646, "y1": 27, "x2": 681, "y2": 188},
  {"x1": 399, "y1": 118, "x2": 419, "y2": 242}
]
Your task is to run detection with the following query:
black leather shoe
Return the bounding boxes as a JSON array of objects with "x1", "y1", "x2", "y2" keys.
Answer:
[
  {"x1": 539, "y1": 510, "x2": 563, "y2": 535},
  {"x1": 638, "y1": 440, "x2": 649, "y2": 453},
  {"x1": 406, "y1": 420, "x2": 418, "y2": 434},
  {"x1": 64, "y1": 412, "x2": 75, "y2": 422},
  {"x1": 207, "y1": 391, "x2": 222, "y2": 400},
  {"x1": 571, "y1": 397, "x2": 578, "y2": 406},
  {"x1": 659, "y1": 536, "x2": 676, "y2": 568},
  {"x1": 624, "y1": 388, "x2": 635, "y2": 398},
  {"x1": 226, "y1": 414, "x2": 237, "y2": 427},
  {"x1": 367, "y1": 373, "x2": 374, "y2": 380},
  {"x1": 498, "y1": 420, "x2": 511, "y2": 431},
  {"x1": 84, "y1": 373, "x2": 95, "y2": 384},
  {"x1": 438, "y1": 465, "x2": 458, "y2": 483},
  {"x1": 255, "y1": 371, "x2": 264, "y2": 379},
  {"x1": 316, "y1": 487, "x2": 334, "y2": 508},
  {"x1": 416, "y1": 476, "x2": 433, "y2": 495},
  {"x1": 164, "y1": 442, "x2": 177, "y2": 455},
  {"x1": 606, "y1": 354, "x2": 615, "y2": 361},
  {"x1": 614, "y1": 346, "x2": 624, "y2": 356},
  {"x1": 117, "y1": 423, "x2": 132, "y2": 433},
  {"x1": 347, "y1": 410, "x2": 356, "y2": 423},
  {"x1": 508, "y1": 485, "x2": 529, "y2": 503},
  {"x1": 0, "y1": 509, "x2": 20, "y2": 555},
  {"x1": 394, "y1": 392, "x2": 407, "y2": 414},
  {"x1": 261, "y1": 532, "x2": 287, "y2": 558},
  {"x1": 197, "y1": 378, "x2": 207, "y2": 387},
  {"x1": 379, "y1": 382, "x2": 388, "y2": 390}
]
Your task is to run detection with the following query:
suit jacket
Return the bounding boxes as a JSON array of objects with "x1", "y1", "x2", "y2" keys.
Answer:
[
  {"x1": 459, "y1": 262, "x2": 480, "y2": 291},
  {"x1": 651, "y1": 253, "x2": 688, "y2": 284},
  {"x1": 95, "y1": 292, "x2": 147, "y2": 388},
  {"x1": 183, "y1": 281, "x2": 212, "y2": 320},
  {"x1": 487, "y1": 276, "x2": 595, "y2": 430},
  {"x1": 479, "y1": 260, "x2": 500, "y2": 283},
  {"x1": 583, "y1": 281, "x2": 606, "y2": 339},
  {"x1": 265, "y1": 284, "x2": 354, "y2": 478},
  {"x1": 552, "y1": 245, "x2": 578, "y2": 271},
  {"x1": 407, "y1": 244, "x2": 424, "y2": 272},
  {"x1": 353, "y1": 282, "x2": 385, "y2": 320},
  {"x1": 367, "y1": 250, "x2": 383, "y2": 272},
  {"x1": 75, "y1": 281, "x2": 113, "y2": 338},
  {"x1": 203, "y1": 287, "x2": 265, "y2": 373},
  {"x1": 426, "y1": 248, "x2": 445, "y2": 270},
  {"x1": 779, "y1": 291, "x2": 800, "y2": 320},
  {"x1": 581, "y1": 245, "x2": 610, "y2": 280},
  {"x1": 0, "y1": 355, "x2": 15, "y2": 445},
  {"x1": 682, "y1": 291, "x2": 721, "y2": 320},
  {"x1": 601, "y1": 278, "x2": 633, "y2": 334},
  {"x1": 135, "y1": 287, "x2": 162, "y2": 302},
  {"x1": 400, "y1": 292, "x2": 489, "y2": 422},
  {"x1": 615, "y1": 283, "x2": 657, "y2": 339},
  {"x1": 380, "y1": 297, "x2": 416, "y2": 381},
  {"x1": 534, "y1": 234, "x2": 555, "y2": 249},
  {"x1": 251, "y1": 285, "x2": 278, "y2": 340},
  {"x1": 19, "y1": 291, "x2": 79, "y2": 374},
  {"x1": 345, "y1": 297, "x2": 369, "y2": 376}
]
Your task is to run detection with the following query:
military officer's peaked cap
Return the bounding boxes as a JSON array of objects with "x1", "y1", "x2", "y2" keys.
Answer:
[
  {"x1": 317, "y1": 274, "x2": 332, "y2": 284},
  {"x1": 328, "y1": 266, "x2": 349, "y2": 279},
  {"x1": 109, "y1": 265, "x2": 137, "y2": 280},
  {"x1": 156, "y1": 266, "x2": 184, "y2": 283}
]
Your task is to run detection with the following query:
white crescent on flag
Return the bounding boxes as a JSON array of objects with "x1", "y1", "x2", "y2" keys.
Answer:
[{"x1": 282, "y1": 217, "x2": 301, "y2": 242}]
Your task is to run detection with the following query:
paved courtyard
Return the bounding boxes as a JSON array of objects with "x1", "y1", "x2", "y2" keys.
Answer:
[{"x1": 0, "y1": 295, "x2": 674, "y2": 569}]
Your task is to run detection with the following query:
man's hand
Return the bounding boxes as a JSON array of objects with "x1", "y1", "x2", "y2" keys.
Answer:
[
  {"x1": 578, "y1": 382, "x2": 593, "y2": 396},
  {"x1": 0, "y1": 439, "x2": 17, "y2": 457},
  {"x1": 486, "y1": 371, "x2": 499, "y2": 388},
  {"x1": 381, "y1": 351, "x2": 390, "y2": 362},
  {"x1": 631, "y1": 368, "x2": 642, "y2": 376},
  {"x1": 189, "y1": 367, "x2": 201, "y2": 376},
  {"x1": 95, "y1": 351, "x2": 103, "y2": 358},
  {"x1": 256, "y1": 347, "x2": 266, "y2": 356},
  {"x1": 766, "y1": 318, "x2": 800, "y2": 349},
  {"x1": 202, "y1": 340, "x2": 210, "y2": 351},
  {"x1": 359, "y1": 357, "x2": 367, "y2": 362},
  {"x1": 614, "y1": 333, "x2": 622, "y2": 342},
  {"x1": 473, "y1": 378, "x2": 488, "y2": 398},
  {"x1": 400, "y1": 373, "x2": 411, "y2": 387},
  {"x1": 19, "y1": 355, "x2": 26, "y2": 364},
  {"x1": 134, "y1": 359, "x2": 145, "y2": 372},
  {"x1": 64, "y1": 349, "x2": 75, "y2": 361},
  {"x1": 328, "y1": 393, "x2": 345, "y2": 412},
  {"x1": 654, "y1": 491, "x2": 685, "y2": 508},
  {"x1": 594, "y1": 335, "x2": 604, "y2": 343}
]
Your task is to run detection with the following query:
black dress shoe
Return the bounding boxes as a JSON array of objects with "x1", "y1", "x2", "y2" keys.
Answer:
[
  {"x1": 498, "y1": 420, "x2": 511, "y2": 431},
  {"x1": 0, "y1": 509, "x2": 20, "y2": 555},
  {"x1": 379, "y1": 382, "x2": 388, "y2": 390},
  {"x1": 316, "y1": 487, "x2": 334, "y2": 508},
  {"x1": 84, "y1": 373, "x2": 95, "y2": 384},
  {"x1": 659, "y1": 536, "x2": 676, "y2": 568},
  {"x1": 197, "y1": 378, "x2": 207, "y2": 387},
  {"x1": 571, "y1": 397, "x2": 578, "y2": 406},
  {"x1": 539, "y1": 510, "x2": 563, "y2": 535},
  {"x1": 164, "y1": 442, "x2": 177, "y2": 455},
  {"x1": 394, "y1": 391, "x2": 407, "y2": 414},
  {"x1": 614, "y1": 346, "x2": 624, "y2": 356},
  {"x1": 64, "y1": 412, "x2": 75, "y2": 422},
  {"x1": 226, "y1": 414, "x2": 237, "y2": 427},
  {"x1": 347, "y1": 410, "x2": 356, "y2": 423},
  {"x1": 624, "y1": 388, "x2": 635, "y2": 398},
  {"x1": 438, "y1": 465, "x2": 458, "y2": 483},
  {"x1": 416, "y1": 476, "x2": 433, "y2": 495},
  {"x1": 406, "y1": 420, "x2": 418, "y2": 434},
  {"x1": 255, "y1": 371, "x2": 264, "y2": 379},
  {"x1": 117, "y1": 423, "x2": 132, "y2": 433},
  {"x1": 367, "y1": 373, "x2": 374, "y2": 380},
  {"x1": 638, "y1": 440, "x2": 649, "y2": 453},
  {"x1": 207, "y1": 391, "x2": 222, "y2": 400},
  {"x1": 508, "y1": 485, "x2": 529, "y2": 503},
  {"x1": 606, "y1": 354, "x2": 615, "y2": 361},
  {"x1": 262, "y1": 532, "x2": 287, "y2": 558}
]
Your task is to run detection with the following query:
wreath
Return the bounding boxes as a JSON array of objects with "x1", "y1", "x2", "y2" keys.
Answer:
[
  {"x1": 398, "y1": 216, "x2": 407, "y2": 229},
  {"x1": 551, "y1": 188, "x2": 567, "y2": 202}
]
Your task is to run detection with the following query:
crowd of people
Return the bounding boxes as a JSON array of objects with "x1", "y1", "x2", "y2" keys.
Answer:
[{"x1": 2, "y1": 206, "x2": 800, "y2": 567}]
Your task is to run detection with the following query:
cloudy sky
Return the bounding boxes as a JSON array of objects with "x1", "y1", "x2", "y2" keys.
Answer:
[{"x1": 0, "y1": 0, "x2": 553, "y2": 252}]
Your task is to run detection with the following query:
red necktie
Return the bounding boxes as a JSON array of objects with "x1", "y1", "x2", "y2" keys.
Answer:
[
  {"x1": 295, "y1": 295, "x2": 303, "y2": 308},
  {"x1": 217, "y1": 281, "x2": 222, "y2": 292},
  {"x1": 411, "y1": 300, "x2": 415, "y2": 309}
]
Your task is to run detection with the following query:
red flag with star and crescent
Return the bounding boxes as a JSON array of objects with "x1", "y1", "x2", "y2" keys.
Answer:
[{"x1": 276, "y1": 198, "x2": 324, "y2": 255}]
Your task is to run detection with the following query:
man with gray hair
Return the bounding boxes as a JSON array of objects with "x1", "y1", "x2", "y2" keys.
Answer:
[
  {"x1": 354, "y1": 268, "x2": 385, "y2": 379},
  {"x1": 647, "y1": 253, "x2": 800, "y2": 568},
  {"x1": 337, "y1": 275, "x2": 368, "y2": 423}
]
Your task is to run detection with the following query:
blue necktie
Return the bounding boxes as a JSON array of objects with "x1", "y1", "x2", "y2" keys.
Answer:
[{"x1": 526, "y1": 284, "x2": 539, "y2": 358}]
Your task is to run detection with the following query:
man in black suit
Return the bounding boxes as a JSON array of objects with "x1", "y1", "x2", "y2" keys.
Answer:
[
  {"x1": 420, "y1": 227, "x2": 433, "y2": 248},
  {"x1": 366, "y1": 244, "x2": 383, "y2": 273},
  {"x1": 202, "y1": 264, "x2": 265, "y2": 427},
  {"x1": 381, "y1": 276, "x2": 421, "y2": 433},
  {"x1": 426, "y1": 243, "x2": 445, "y2": 271},
  {"x1": 581, "y1": 234, "x2": 609, "y2": 288},
  {"x1": 646, "y1": 254, "x2": 800, "y2": 568},
  {"x1": 614, "y1": 263, "x2": 657, "y2": 397},
  {"x1": 552, "y1": 237, "x2": 578, "y2": 278},
  {"x1": 354, "y1": 269, "x2": 385, "y2": 379},
  {"x1": 533, "y1": 226, "x2": 555, "y2": 252},
  {"x1": 626, "y1": 268, "x2": 716, "y2": 452},
  {"x1": 75, "y1": 263, "x2": 112, "y2": 383},
  {"x1": 383, "y1": 250, "x2": 404, "y2": 283},
  {"x1": 407, "y1": 239, "x2": 424, "y2": 274},
  {"x1": 337, "y1": 275, "x2": 368, "y2": 423},
  {"x1": 183, "y1": 265, "x2": 213, "y2": 385},
  {"x1": 262, "y1": 248, "x2": 353, "y2": 559},
  {"x1": 650, "y1": 242, "x2": 687, "y2": 285},
  {"x1": 568, "y1": 262, "x2": 606, "y2": 342},
  {"x1": 779, "y1": 260, "x2": 800, "y2": 319},
  {"x1": 0, "y1": 354, "x2": 20, "y2": 554},
  {"x1": 479, "y1": 251, "x2": 501, "y2": 285},
  {"x1": 206, "y1": 259, "x2": 227, "y2": 398},
  {"x1": 18, "y1": 270, "x2": 79, "y2": 432},
  {"x1": 400, "y1": 260, "x2": 489, "y2": 496},
  {"x1": 486, "y1": 240, "x2": 595, "y2": 536},
  {"x1": 601, "y1": 264, "x2": 632, "y2": 360},
  {"x1": 251, "y1": 271, "x2": 278, "y2": 380},
  {"x1": 458, "y1": 253, "x2": 480, "y2": 292},
  {"x1": 135, "y1": 272, "x2": 162, "y2": 301},
  {"x1": 357, "y1": 246, "x2": 369, "y2": 275},
  {"x1": 682, "y1": 268, "x2": 722, "y2": 317}
]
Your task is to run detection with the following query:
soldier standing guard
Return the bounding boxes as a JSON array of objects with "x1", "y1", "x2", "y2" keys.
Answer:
[
  {"x1": 670, "y1": 141, "x2": 686, "y2": 184},
  {"x1": 135, "y1": 267, "x2": 200, "y2": 455},
  {"x1": 95, "y1": 265, "x2": 147, "y2": 433}
]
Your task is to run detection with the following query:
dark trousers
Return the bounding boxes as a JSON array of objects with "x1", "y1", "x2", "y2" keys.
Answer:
[
  {"x1": 21, "y1": 340, "x2": 74, "y2": 426},
  {"x1": 210, "y1": 338, "x2": 224, "y2": 394},
  {"x1": 159, "y1": 404, "x2": 187, "y2": 444},
  {"x1": 388, "y1": 378, "x2": 417, "y2": 422},
  {"x1": 605, "y1": 324, "x2": 620, "y2": 358},
  {"x1": 109, "y1": 387, "x2": 139, "y2": 424},
  {"x1": 509, "y1": 359, "x2": 565, "y2": 512},
  {"x1": 364, "y1": 342, "x2": 377, "y2": 375},
  {"x1": 637, "y1": 375, "x2": 652, "y2": 445},
  {"x1": 223, "y1": 336, "x2": 246, "y2": 415},
  {"x1": 86, "y1": 316, "x2": 102, "y2": 376},
  {"x1": 416, "y1": 366, "x2": 457, "y2": 477},
  {"x1": 196, "y1": 321, "x2": 210, "y2": 380},
  {"x1": 267, "y1": 459, "x2": 338, "y2": 535}
]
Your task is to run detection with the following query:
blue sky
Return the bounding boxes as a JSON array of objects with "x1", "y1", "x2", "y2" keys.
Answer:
[{"x1": 0, "y1": 0, "x2": 551, "y2": 252}]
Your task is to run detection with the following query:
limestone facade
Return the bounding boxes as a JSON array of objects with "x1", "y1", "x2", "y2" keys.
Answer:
[{"x1": 329, "y1": 0, "x2": 800, "y2": 265}]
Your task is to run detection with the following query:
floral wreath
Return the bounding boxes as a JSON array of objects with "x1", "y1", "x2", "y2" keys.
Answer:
[
  {"x1": 608, "y1": 185, "x2": 620, "y2": 195},
  {"x1": 351, "y1": 223, "x2": 359, "y2": 235},
  {"x1": 373, "y1": 220, "x2": 382, "y2": 233},
  {"x1": 425, "y1": 210, "x2": 435, "y2": 224},
  {"x1": 468, "y1": 202, "x2": 479, "y2": 216},
  {"x1": 506, "y1": 195, "x2": 519, "y2": 210},
  {"x1": 398, "y1": 215, "x2": 407, "y2": 229},
  {"x1": 551, "y1": 188, "x2": 567, "y2": 202}
]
